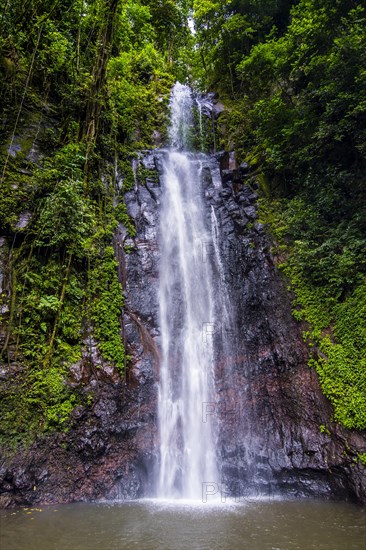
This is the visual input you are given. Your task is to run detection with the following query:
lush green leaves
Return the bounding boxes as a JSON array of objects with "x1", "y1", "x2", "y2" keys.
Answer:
[
  {"x1": 261, "y1": 196, "x2": 366, "y2": 430},
  {"x1": 221, "y1": 0, "x2": 366, "y2": 430},
  {"x1": 0, "y1": 0, "x2": 191, "y2": 446}
]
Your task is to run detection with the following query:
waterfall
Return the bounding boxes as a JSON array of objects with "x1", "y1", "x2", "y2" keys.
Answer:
[
  {"x1": 197, "y1": 102, "x2": 204, "y2": 152},
  {"x1": 157, "y1": 83, "x2": 218, "y2": 499},
  {"x1": 211, "y1": 207, "x2": 234, "y2": 349},
  {"x1": 168, "y1": 83, "x2": 193, "y2": 150}
]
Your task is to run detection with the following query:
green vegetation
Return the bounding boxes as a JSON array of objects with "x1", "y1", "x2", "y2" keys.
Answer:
[
  {"x1": 192, "y1": 0, "x2": 366, "y2": 430},
  {"x1": 358, "y1": 453, "x2": 366, "y2": 467},
  {"x1": 89, "y1": 246, "x2": 126, "y2": 374},
  {"x1": 0, "y1": 0, "x2": 191, "y2": 445},
  {"x1": 260, "y1": 198, "x2": 366, "y2": 430}
]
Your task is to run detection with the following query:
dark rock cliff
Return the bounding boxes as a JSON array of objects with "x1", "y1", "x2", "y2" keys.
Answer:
[
  {"x1": 0, "y1": 149, "x2": 365, "y2": 508},
  {"x1": 205, "y1": 157, "x2": 366, "y2": 503}
]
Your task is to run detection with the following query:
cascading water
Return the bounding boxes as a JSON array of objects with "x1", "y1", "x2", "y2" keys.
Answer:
[
  {"x1": 157, "y1": 83, "x2": 218, "y2": 499},
  {"x1": 211, "y1": 207, "x2": 233, "y2": 343},
  {"x1": 197, "y1": 102, "x2": 204, "y2": 152}
]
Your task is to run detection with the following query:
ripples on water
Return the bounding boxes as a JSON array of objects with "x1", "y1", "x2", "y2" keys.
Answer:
[{"x1": 1, "y1": 499, "x2": 365, "y2": 550}]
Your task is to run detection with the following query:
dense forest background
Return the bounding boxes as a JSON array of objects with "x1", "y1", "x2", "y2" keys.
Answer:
[{"x1": 0, "y1": 0, "x2": 365, "y2": 452}]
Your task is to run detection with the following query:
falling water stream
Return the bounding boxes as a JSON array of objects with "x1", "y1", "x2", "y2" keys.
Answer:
[{"x1": 157, "y1": 83, "x2": 218, "y2": 499}]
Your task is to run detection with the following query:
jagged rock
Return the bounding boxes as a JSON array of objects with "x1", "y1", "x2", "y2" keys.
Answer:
[
  {"x1": 197, "y1": 92, "x2": 218, "y2": 118},
  {"x1": 201, "y1": 166, "x2": 213, "y2": 187},
  {"x1": 145, "y1": 177, "x2": 159, "y2": 190},
  {"x1": 243, "y1": 206, "x2": 257, "y2": 220},
  {"x1": 254, "y1": 222, "x2": 265, "y2": 235},
  {"x1": 237, "y1": 193, "x2": 250, "y2": 204},
  {"x1": 248, "y1": 192, "x2": 259, "y2": 203},
  {"x1": 233, "y1": 216, "x2": 249, "y2": 230},
  {"x1": 142, "y1": 153, "x2": 156, "y2": 171},
  {"x1": 14, "y1": 211, "x2": 31, "y2": 230},
  {"x1": 239, "y1": 162, "x2": 249, "y2": 174},
  {"x1": 212, "y1": 102, "x2": 226, "y2": 118},
  {"x1": 226, "y1": 199, "x2": 240, "y2": 213},
  {"x1": 221, "y1": 169, "x2": 234, "y2": 183},
  {"x1": 220, "y1": 188, "x2": 232, "y2": 199}
]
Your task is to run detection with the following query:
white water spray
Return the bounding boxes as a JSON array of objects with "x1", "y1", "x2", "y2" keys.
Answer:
[
  {"x1": 157, "y1": 83, "x2": 218, "y2": 499},
  {"x1": 197, "y1": 102, "x2": 204, "y2": 152}
]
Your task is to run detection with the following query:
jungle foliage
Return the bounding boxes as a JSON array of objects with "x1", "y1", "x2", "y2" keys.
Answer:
[
  {"x1": 192, "y1": 0, "x2": 366, "y2": 430},
  {"x1": 0, "y1": 0, "x2": 191, "y2": 445}
]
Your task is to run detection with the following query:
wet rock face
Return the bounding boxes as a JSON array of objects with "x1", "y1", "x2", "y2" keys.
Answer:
[
  {"x1": 204, "y1": 163, "x2": 366, "y2": 504},
  {"x1": 1, "y1": 150, "x2": 365, "y2": 508},
  {"x1": 0, "y1": 379, "x2": 157, "y2": 508},
  {"x1": 0, "y1": 151, "x2": 162, "y2": 508}
]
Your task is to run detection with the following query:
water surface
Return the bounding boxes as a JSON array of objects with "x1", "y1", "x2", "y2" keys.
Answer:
[{"x1": 1, "y1": 499, "x2": 365, "y2": 550}]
